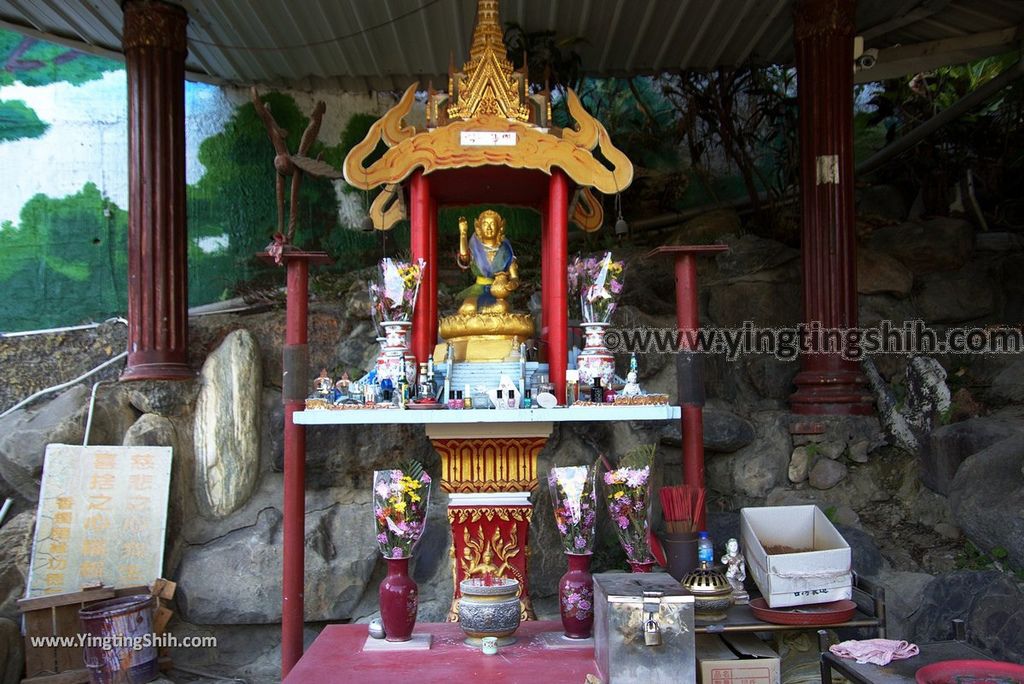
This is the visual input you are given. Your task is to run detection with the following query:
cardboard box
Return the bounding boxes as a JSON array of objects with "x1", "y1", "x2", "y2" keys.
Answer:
[
  {"x1": 697, "y1": 633, "x2": 780, "y2": 684},
  {"x1": 740, "y1": 505, "x2": 852, "y2": 608}
]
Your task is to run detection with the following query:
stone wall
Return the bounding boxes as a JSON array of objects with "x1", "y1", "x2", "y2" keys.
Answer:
[{"x1": 1, "y1": 210, "x2": 1023, "y2": 680}]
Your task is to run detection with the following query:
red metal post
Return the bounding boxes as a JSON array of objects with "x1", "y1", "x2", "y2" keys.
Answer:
[
  {"x1": 260, "y1": 249, "x2": 329, "y2": 679},
  {"x1": 410, "y1": 171, "x2": 433, "y2": 365},
  {"x1": 281, "y1": 256, "x2": 308, "y2": 678},
  {"x1": 548, "y1": 171, "x2": 569, "y2": 402},
  {"x1": 790, "y1": 0, "x2": 873, "y2": 415},
  {"x1": 120, "y1": 0, "x2": 193, "y2": 381},
  {"x1": 539, "y1": 212, "x2": 550, "y2": 363},
  {"x1": 675, "y1": 255, "x2": 705, "y2": 502},
  {"x1": 428, "y1": 197, "x2": 439, "y2": 352}
]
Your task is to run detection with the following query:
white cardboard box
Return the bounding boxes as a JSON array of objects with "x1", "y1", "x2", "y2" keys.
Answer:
[
  {"x1": 697, "y1": 633, "x2": 780, "y2": 684},
  {"x1": 740, "y1": 505, "x2": 852, "y2": 608}
]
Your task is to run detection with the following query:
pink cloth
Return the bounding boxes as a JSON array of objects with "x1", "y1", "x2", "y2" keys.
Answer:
[{"x1": 830, "y1": 639, "x2": 920, "y2": 666}]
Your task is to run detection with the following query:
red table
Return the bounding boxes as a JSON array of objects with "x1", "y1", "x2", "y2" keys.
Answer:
[{"x1": 282, "y1": 621, "x2": 598, "y2": 683}]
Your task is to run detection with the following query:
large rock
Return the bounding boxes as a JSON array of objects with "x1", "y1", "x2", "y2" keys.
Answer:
[
  {"x1": 0, "y1": 511, "x2": 34, "y2": 620},
  {"x1": 715, "y1": 234, "x2": 799, "y2": 279},
  {"x1": 0, "y1": 386, "x2": 90, "y2": 502},
  {"x1": 668, "y1": 209, "x2": 741, "y2": 245},
  {"x1": 868, "y1": 217, "x2": 973, "y2": 274},
  {"x1": 874, "y1": 569, "x2": 935, "y2": 639},
  {"x1": 709, "y1": 280, "x2": 801, "y2": 328},
  {"x1": 949, "y1": 436, "x2": 1024, "y2": 568},
  {"x1": 990, "y1": 359, "x2": 1024, "y2": 404},
  {"x1": 175, "y1": 504, "x2": 377, "y2": 624},
  {"x1": 730, "y1": 412, "x2": 792, "y2": 498},
  {"x1": 914, "y1": 266, "x2": 996, "y2": 323},
  {"x1": 911, "y1": 571, "x2": 1024, "y2": 663},
  {"x1": 926, "y1": 417, "x2": 1024, "y2": 495},
  {"x1": 660, "y1": 408, "x2": 755, "y2": 454},
  {"x1": 193, "y1": 329, "x2": 262, "y2": 518},
  {"x1": 126, "y1": 380, "x2": 199, "y2": 417},
  {"x1": 85, "y1": 383, "x2": 140, "y2": 445},
  {"x1": 123, "y1": 413, "x2": 180, "y2": 451},
  {"x1": 857, "y1": 184, "x2": 909, "y2": 221},
  {"x1": 857, "y1": 249, "x2": 913, "y2": 297},
  {"x1": 809, "y1": 458, "x2": 848, "y2": 489},
  {"x1": 0, "y1": 617, "x2": 22, "y2": 684}
]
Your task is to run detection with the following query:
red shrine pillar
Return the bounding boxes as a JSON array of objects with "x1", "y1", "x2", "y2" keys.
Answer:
[
  {"x1": 546, "y1": 170, "x2": 570, "y2": 402},
  {"x1": 428, "y1": 197, "x2": 439, "y2": 348},
  {"x1": 410, "y1": 171, "x2": 435, "y2": 364},
  {"x1": 120, "y1": 0, "x2": 193, "y2": 381},
  {"x1": 789, "y1": 0, "x2": 873, "y2": 415}
]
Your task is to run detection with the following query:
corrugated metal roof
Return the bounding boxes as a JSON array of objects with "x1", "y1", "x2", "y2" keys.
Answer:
[{"x1": 1, "y1": 0, "x2": 1022, "y2": 89}]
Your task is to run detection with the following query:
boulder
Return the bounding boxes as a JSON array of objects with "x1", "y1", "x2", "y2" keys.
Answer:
[
  {"x1": 126, "y1": 379, "x2": 199, "y2": 417},
  {"x1": 911, "y1": 571, "x2": 1024, "y2": 663},
  {"x1": 788, "y1": 446, "x2": 812, "y2": 483},
  {"x1": 848, "y1": 440, "x2": 870, "y2": 463},
  {"x1": 175, "y1": 504, "x2": 377, "y2": 624},
  {"x1": 0, "y1": 386, "x2": 90, "y2": 502},
  {"x1": 868, "y1": 217, "x2": 973, "y2": 274},
  {"x1": 731, "y1": 412, "x2": 792, "y2": 498},
  {"x1": 714, "y1": 234, "x2": 799, "y2": 279},
  {"x1": 668, "y1": 209, "x2": 741, "y2": 245},
  {"x1": 709, "y1": 280, "x2": 801, "y2": 328},
  {"x1": 193, "y1": 329, "x2": 262, "y2": 519},
  {"x1": 874, "y1": 569, "x2": 935, "y2": 639},
  {"x1": 86, "y1": 383, "x2": 140, "y2": 445},
  {"x1": 0, "y1": 617, "x2": 21, "y2": 684},
  {"x1": 123, "y1": 413, "x2": 179, "y2": 451},
  {"x1": 914, "y1": 267, "x2": 996, "y2": 323},
  {"x1": 949, "y1": 435, "x2": 1024, "y2": 568},
  {"x1": 0, "y1": 511, "x2": 34, "y2": 620},
  {"x1": 857, "y1": 184, "x2": 909, "y2": 221},
  {"x1": 990, "y1": 359, "x2": 1024, "y2": 404},
  {"x1": 659, "y1": 408, "x2": 755, "y2": 454},
  {"x1": 857, "y1": 249, "x2": 913, "y2": 297},
  {"x1": 809, "y1": 458, "x2": 847, "y2": 489},
  {"x1": 925, "y1": 417, "x2": 1024, "y2": 495}
]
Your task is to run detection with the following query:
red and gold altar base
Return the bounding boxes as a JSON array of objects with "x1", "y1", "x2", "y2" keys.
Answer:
[{"x1": 446, "y1": 505, "x2": 534, "y2": 621}]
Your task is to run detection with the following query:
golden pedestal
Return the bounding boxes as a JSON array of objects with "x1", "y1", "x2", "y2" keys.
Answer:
[{"x1": 437, "y1": 313, "x2": 535, "y2": 362}]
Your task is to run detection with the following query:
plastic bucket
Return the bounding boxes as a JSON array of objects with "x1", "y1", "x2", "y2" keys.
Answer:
[{"x1": 78, "y1": 595, "x2": 158, "y2": 684}]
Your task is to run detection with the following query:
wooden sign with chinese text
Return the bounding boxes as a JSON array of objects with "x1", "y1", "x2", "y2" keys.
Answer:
[{"x1": 26, "y1": 444, "x2": 172, "y2": 596}]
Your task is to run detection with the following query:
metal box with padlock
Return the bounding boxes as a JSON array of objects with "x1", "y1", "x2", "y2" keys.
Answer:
[{"x1": 593, "y1": 572, "x2": 696, "y2": 683}]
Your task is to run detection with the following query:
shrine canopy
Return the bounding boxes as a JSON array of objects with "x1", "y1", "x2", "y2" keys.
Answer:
[
  {"x1": 342, "y1": 0, "x2": 633, "y2": 400},
  {"x1": 342, "y1": 0, "x2": 632, "y2": 233}
]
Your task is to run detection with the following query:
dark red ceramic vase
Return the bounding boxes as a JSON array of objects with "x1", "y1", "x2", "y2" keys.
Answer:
[
  {"x1": 379, "y1": 556, "x2": 418, "y2": 642},
  {"x1": 559, "y1": 552, "x2": 595, "y2": 639},
  {"x1": 628, "y1": 560, "x2": 656, "y2": 573}
]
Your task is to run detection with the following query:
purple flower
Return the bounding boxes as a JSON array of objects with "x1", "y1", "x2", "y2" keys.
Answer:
[
  {"x1": 616, "y1": 515, "x2": 629, "y2": 529},
  {"x1": 578, "y1": 599, "x2": 591, "y2": 611},
  {"x1": 376, "y1": 533, "x2": 388, "y2": 544},
  {"x1": 391, "y1": 548, "x2": 405, "y2": 559},
  {"x1": 574, "y1": 536, "x2": 586, "y2": 549}
]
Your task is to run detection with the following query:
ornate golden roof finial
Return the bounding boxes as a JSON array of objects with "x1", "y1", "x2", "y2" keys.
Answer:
[{"x1": 447, "y1": 0, "x2": 530, "y2": 122}]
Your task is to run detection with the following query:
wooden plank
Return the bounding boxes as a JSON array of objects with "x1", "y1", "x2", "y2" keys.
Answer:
[
  {"x1": 18, "y1": 587, "x2": 114, "y2": 613},
  {"x1": 22, "y1": 609, "x2": 56, "y2": 678},
  {"x1": 21, "y1": 668, "x2": 90, "y2": 684},
  {"x1": 153, "y1": 606, "x2": 174, "y2": 636},
  {"x1": 151, "y1": 578, "x2": 176, "y2": 600},
  {"x1": 53, "y1": 606, "x2": 84, "y2": 673}
]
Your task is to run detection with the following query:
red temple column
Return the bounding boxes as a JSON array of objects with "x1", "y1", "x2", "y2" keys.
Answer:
[
  {"x1": 120, "y1": 0, "x2": 193, "y2": 381},
  {"x1": 410, "y1": 171, "x2": 433, "y2": 365},
  {"x1": 547, "y1": 171, "x2": 569, "y2": 402},
  {"x1": 789, "y1": 0, "x2": 873, "y2": 415},
  {"x1": 428, "y1": 197, "x2": 439, "y2": 351},
  {"x1": 539, "y1": 213, "x2": 550, "y2": 363}
]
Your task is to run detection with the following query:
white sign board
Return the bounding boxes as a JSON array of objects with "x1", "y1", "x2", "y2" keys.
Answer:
[
  {"x1": 459, "y1": 131, "x2": 517, "y2": 146},
  {"x1": 27, "y1": 444, "x2": 172, "y2": 596}
]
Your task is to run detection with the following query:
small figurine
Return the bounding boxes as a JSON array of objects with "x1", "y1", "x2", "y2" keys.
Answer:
[
  {"x1": 314, "y1": 369, "x2": 333, "y2": 396},
  {"x1": 623, "y1": 354, "x2": 642, "y2": 397},
  {"x1": 721, "y1": 537, "x2": 749, "y2": 604}
]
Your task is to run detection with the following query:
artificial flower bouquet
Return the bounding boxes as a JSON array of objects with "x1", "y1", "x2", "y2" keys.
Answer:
[
  {"x1": 368, "y1": 257, "x2": 426, "y2": 323},
  {"x1": 548, "y1": 464, "x2": 598, "y2": 554},
  {"x1": 569, "y1": 252, "x2": 625, "y2": 323},
  {"x1": 372, "y1": 461, "x2": 431, "y2": 559},
  {"x1": 602, "y1": 444, "x2": 656, "y2": 565}
]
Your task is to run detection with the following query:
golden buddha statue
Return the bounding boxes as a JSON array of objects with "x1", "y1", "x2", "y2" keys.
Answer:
[{"x1": 438, "y1": 209, "x2": 534, "y2": 361}]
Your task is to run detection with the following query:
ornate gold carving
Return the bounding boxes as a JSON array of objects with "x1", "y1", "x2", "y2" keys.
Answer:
[
  {"x1": 434, "y1": 437, "x2": 544, "y2": 493},
  {"x1": 572, "y1": 187, "x2": 604, "y2": 232},
  {"x1": 447, "y1": 507, "x2": 533, "y2": 524},
  {"x1": 122, "y1": 0, "x2": 188, "y2": 53},
  {"x1": 438, "y1": 313, "x2": 535, "y2": 341},
  {"x1": 447, "y1": 0, "x2": 530, "y2": 122},
  {"x1": 368, "y1": 183, "x2": 406, "y2": 230},
  {"x1": 461, "y1": 524, "x2": 520, "y2": 578},
  {"x1": 793, "y1": 0, "x2": 856, "y2": 41}
]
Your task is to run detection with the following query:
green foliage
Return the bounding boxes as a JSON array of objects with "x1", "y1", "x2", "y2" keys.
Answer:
[
  {"x1": 620, "y1": 443, "x2": 657, "y2": 470},
  {"x1": 956, "y1": 540, "x2": 1024, "y2": 580},
  {"x1": 0, "y1": 29, "x2": 120, "y2": 87},
  {"x1": 0, "y1": 182, "x2": 127, "y2": 330},
  {"x1": 188, "y1": 91, "x2": 342, "y2": 281},
  {"x1": 0, "y1": 100, "x2": 48, "y2": 141}
]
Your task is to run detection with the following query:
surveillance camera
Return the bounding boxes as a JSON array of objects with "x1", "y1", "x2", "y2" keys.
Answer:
[{"x1": 856, "y1": 49, "x2": 879, "y2": 70}]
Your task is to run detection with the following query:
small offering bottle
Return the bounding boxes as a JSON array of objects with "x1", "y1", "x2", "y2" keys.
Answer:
[
  {"x1": 447, "y1": 390, "x2": 461, "y2": 410},
  {"x1": 523, "y1": 389, "x2": 533, "y2": 409},
  {"x1": 590, "y1": 378, "x2": 603, "y2": 403},
  {"x1": 496, "y1": 390, "x2": 504, "y2": 409},
  {"x1": 456, "y1": 390, "x2": 465, "y2": 409},
  {"x1": 604, "y1": 383, "x2": 617, "y2": 403},
  {"x1": 463, "y1": 391, "x2": 473, "y2": 410}
]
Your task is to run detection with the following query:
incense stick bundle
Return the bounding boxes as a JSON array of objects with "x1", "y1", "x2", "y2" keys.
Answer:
[{"x1": 658, "y1": 485, "x2": 706, "y2": 533}]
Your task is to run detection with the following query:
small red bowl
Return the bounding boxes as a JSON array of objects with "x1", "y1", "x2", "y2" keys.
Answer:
[{"x1": 916, "y1": 659, "x2": 1024, "y2": 684}]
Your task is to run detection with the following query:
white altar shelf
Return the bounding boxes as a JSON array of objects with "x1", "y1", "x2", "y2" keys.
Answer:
[{"x1": 292, "y1": 405, "x2": 681, "y2": 425}]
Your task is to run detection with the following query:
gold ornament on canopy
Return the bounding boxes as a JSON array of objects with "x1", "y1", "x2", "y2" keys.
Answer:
[{"x1": 344, "y1": 0, "x2": 633, "y2": 233}]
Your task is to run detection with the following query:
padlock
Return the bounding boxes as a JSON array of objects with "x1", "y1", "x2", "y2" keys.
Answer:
[{"x1": 643, "y1": 616, "x2": 662, "y2": 646}]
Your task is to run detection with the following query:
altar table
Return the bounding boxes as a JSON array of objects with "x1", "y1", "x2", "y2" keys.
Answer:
[{"x1": 281, "y1": 621, "x2": 598, "y2": 684}]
